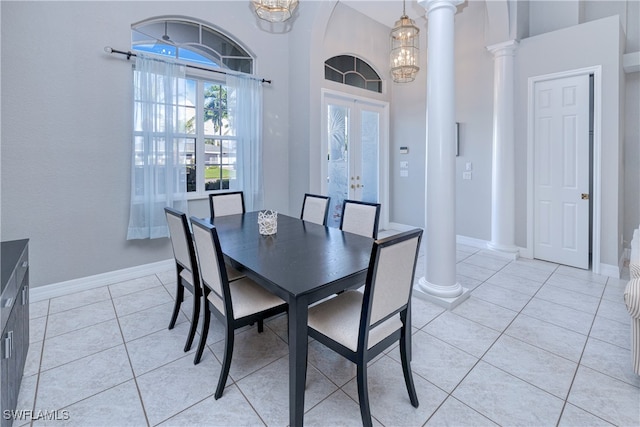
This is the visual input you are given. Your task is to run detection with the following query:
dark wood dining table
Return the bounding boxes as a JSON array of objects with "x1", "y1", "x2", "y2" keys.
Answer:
[{"x1": 208, "y1": 211, "x2": 373, "y2": 426}]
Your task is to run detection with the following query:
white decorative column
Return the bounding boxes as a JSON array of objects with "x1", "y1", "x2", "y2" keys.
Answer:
[
  {"x1": 416, "y1": 0, "x2": 469, "y2": 309},
  {"x1": 487, "y1": 40, "x2": 519, "y2": 258}
]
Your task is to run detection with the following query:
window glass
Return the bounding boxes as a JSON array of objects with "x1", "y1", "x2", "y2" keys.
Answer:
[
  {"x1": 132, "y1": 18, "x2": 250, "y2": 195},
  {"x1": 132, "y1": 19, "x2": 253, "y2": 73},
  {"x1": 324, "y1": 55, "x2": 382, "y2": 93}
]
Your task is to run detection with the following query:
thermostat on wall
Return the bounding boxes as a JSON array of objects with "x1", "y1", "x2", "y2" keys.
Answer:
[{"x1": 399, "y1": 146, "x2": 409, "y2": 154}]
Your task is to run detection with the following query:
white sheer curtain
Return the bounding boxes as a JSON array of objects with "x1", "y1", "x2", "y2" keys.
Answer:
[
  {"x1": 127, "y1": 54, "x2": 188, "y2": 240},
  {"x1": 226, "y1": 74, "x2": 264, "y2": 212}
]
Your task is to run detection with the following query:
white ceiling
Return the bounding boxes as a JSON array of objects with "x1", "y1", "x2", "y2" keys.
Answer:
[{"x1": 339, "y1": 0, "x2": 426, "y2": 28}]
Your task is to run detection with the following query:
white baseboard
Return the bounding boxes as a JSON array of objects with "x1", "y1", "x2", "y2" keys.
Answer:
[
  {"x1": 456, "y1": 235, "x2": 489, "y2": 249},
  {"x1": 30, "y1": 259, "x2": 174, "y2": 303},
  {"x1": 599, "y1": 262, "x2": 621, "y2": 279}
]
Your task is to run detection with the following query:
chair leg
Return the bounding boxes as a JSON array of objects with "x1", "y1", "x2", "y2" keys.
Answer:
[
  {"x1": 193, "y1": 302, "x2": 211, "y2": 365},
  {"x1": 215, "y1": 324, "x2": 235, "y2": 400},
  {"x1": 356, "y1": 363, "x2": 373, "y2": 427},
  {"x1": 184, "y1": 289, "x2": 201, "y2": 352},
  {"x1": 400, "y1": 330, "x2": 419, "y2": 408},
  {"x1": 168, "y1": 282, "x2": 184, "y2": 330},
  {"x1": 257, "y1": 319, "x2": 264, "y2": 333}
]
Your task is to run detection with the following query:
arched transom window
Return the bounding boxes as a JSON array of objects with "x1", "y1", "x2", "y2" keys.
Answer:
[
  {"x1": 132, "y1": 18, "x2": 253, "y2": 74},
  {"x1": 324, "y1": 55, "x2": 382, "y2": 93}
]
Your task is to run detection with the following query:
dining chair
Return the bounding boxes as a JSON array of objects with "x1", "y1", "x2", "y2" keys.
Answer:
[
  {"x1": 209, "y1": 191, "x2": 245, "y2": 218},
  {"x1": 339, "y1": 199, "x2": 381, "y2": 239},
  {"x1": 208, "y1": 191, "x2": 246, "y2": 281},
  {"x1": 306, "y1": 228, "x2": 423, "y2": 427},
  {"x1": 190, "y1": 216, "x2": 288, "y2": 398},
  {"x1": 164, "y1": 207, "x2": 202, "y2": 353},
  {"x1": 300, "y1": 193, "x2": 331, "y2": 226}
]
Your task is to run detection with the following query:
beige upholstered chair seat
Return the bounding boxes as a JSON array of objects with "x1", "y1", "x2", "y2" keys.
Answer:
[
  {"x1": 305, "y1": 229, "x2": 423, "y2": 426},
  {"x1": 308, "y1": 290, "x2": 402, "y2": 352},
  {"x1": 190, "y1": 216, "x2": 288, "y2": 399},
  {"x1": 179, "y1": 269, "x2": 193, "y2": 285},
  {"x1": 207, "y1": 277, "x2": 285, "y2": 320}
]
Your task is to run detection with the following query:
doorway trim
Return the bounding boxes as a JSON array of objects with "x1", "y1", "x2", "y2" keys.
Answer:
[
  {"x1": 320, "y1": 88, "x2": 390, "y2": 230},
  {"x1": 526, "y1": 65, "x2": 602, "y2": 273}
]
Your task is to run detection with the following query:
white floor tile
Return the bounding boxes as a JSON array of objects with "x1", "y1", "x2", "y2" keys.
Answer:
[
  {"x1": 426, "y1": 397, "x2": 499, "y2": 427},
  {"x1": 568, "y1": 365, "x2": 640, "y2": 426},
  {"x1": 21, "y1": 244, "x2": 640, "y2": 427},
  {"x1": 453, "y1": 361, "x2": 565, "y2": 426},
  {"x1": 422, "y1": 311, "x2": 500, "y2": 358},
  {"x1": 483, "y1": 335, "x2": 578, "y2": 399}
]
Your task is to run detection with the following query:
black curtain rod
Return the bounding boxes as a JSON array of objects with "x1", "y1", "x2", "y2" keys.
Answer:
[{"x1": 104, "y1": 47, "x2": 272, "y2": 84}]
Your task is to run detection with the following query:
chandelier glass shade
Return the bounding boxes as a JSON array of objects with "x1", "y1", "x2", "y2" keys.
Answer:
[
  {"x1": 252, "y1": 0, "x2": 299, "y2": 22},
  {"x1": 390, "y1": 5, "x2": 420, "y2": 83}
]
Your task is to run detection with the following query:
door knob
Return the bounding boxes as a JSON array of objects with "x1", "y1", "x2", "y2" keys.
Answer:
[{"x1": 581, "y1": 193, "x2": 589, "y2": 200}]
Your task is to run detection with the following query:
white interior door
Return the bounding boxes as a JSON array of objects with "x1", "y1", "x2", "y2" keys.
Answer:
[
  {"x1": 533, "y1": 74, "x2": 590, "y2": 269},
  {"x1": 321, "y1": 91, "x2": 388, "y2": 229}
]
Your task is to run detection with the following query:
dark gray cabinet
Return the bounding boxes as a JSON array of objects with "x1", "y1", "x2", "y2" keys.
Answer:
[{"x1": 1, "y1": 240, "x2": 29, "y2": 427}]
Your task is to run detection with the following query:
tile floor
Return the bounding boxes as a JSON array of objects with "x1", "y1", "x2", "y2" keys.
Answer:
[{"x1": 14, "y1": 243, "x2": 640, "y2": 426}]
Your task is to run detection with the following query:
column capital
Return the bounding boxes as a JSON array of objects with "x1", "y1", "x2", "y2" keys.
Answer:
[
  {"x1": 487, "y1": 39, "x2": 519, "y2": 57},
  {"x1": 417, "y1": 0, "x2": 463, "y2": 16}
]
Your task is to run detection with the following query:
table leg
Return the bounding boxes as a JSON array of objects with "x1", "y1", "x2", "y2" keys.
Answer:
[{"x1": 288, "y1": 299, "x2": 308, "y2": 427}]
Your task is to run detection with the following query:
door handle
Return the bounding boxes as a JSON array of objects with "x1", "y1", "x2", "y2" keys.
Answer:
[
  {"x1": 3, "y1": 331, "x2": 13, "y2": 359},
  {"x1": 581, "y1": 193, "x2": 589, "y2": 200}
]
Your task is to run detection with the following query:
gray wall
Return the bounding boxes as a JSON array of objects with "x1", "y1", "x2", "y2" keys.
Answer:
[
  {"x1": 0, "y1": 1, "x2": 291, "y2": 287},
  {"x1": 1, "y1": 1, "x2": 638, "y2": 288},
  {"x1": 514, "y1": 15, "x2": 624, "y2": 267},
  {"x1": 624, "y1": 71, "x2": 640, "y2": 246}
]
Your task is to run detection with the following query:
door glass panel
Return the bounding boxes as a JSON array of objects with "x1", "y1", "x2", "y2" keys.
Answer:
[
  {"x1": 327, "y1": 104, "x2": 349, "y2": 228},
  {"x1": 361, "y1": 110, "x2": 379, "y2": 203}
]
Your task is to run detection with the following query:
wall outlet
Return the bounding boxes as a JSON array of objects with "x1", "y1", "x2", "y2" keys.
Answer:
[{"x1": 463, "y1": 172, "x2": 472, "y2": 180}]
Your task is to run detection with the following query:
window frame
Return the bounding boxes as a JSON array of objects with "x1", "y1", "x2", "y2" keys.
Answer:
[
  {"x1": 131, "y1": 17, "x2": 255, "y2": 200},
  {"x1": 188, "y1": 69, "x2": 239, "y2": 198}
]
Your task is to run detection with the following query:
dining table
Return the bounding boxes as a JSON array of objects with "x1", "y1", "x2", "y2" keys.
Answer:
[{"x1": 208, "y1": 211, "x2": 374, "y2": 426}]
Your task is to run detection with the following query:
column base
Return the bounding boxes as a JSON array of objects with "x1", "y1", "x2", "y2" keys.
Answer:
[
  {"x1": 415, "y1": 277, "x2": 471, "y2": 310},
  {"x1": 486, "y1": 241, "x2": 520, "y2": 260}
]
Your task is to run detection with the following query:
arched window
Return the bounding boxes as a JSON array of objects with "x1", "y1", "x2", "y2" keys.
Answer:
[
  {"x1": 132, "y1": 18, "x2": 253, "y2": 74},
  {"x1": 324, "y1": 55, "x2": 382, "y2": 93},
  {"x1": 128, "y1": 17, "x2": 261, "y2": 208}
]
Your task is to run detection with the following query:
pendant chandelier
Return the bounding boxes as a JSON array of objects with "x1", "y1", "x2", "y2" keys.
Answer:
[
  {"x1": 252, "y1": 0, "x2": 299, "y2": 22},
  {"x1": 390, "y1": 0, "x2": 420, "y2": 83}
]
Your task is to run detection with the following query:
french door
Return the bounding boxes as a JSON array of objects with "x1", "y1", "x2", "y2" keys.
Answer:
[
  {"x1": 533, "y1": 74, "x2": 591, "y2": 269},
  {"x1": 321, "y1": 91, "x2": 388, "y2": 229}
]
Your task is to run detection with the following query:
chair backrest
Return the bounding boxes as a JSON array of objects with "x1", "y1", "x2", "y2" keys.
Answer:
[
  {"x1": 362, "y1": 229, "x2": 423, "y2": 332},
  {"x1": 209, "y1": 191, "x2": 245, "y2": 218},
  {"x1": 300, "y1": 193, "x2": 331, "y2": 226},
  {"x1": 340, "y1": 200, "x2": 381, "y2": 238},
  {"x1": 164, "y1": 207, "x2": 196, "y2": 273},
  {"x1": 190, "y1": 217, "x2": 232, "y2": 318}
]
